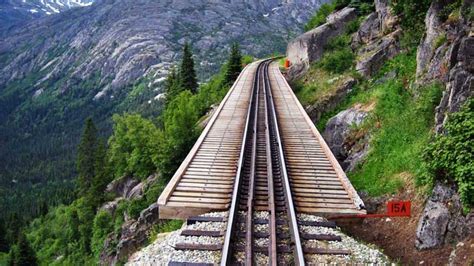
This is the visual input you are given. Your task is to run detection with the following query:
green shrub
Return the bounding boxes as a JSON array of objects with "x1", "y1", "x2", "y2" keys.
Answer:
[
  {"x1": 91, "y1": 211, "x2": 113, "y2": 258},
  {"x1": 434, "y1": 33, "x2": 447, "y2": 49},
  {"x1": 108, "y1": 114, "x2": 161, "y2": 180},
  {"x1": 422, "y1": 99, "x2": 474, "y2": 210},
  {"x1": 304, "y1": 3, "x2": 336, "y2": 31},
  {"x1": 324, "y1": 34, "x2": 351, "y2": 51},
  {"x1": 391, "y1": 0, "x2": 432, "y2": 49},
  {"x1": 318, "y1": 48, "x2": 355, "y2": 73},
  {"x1": 438, "y1": 0, "x2": 462, "y2": 22}
]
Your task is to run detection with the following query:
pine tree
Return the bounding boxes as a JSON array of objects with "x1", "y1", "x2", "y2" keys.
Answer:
[
  {"x1": 77, "y1": 118, "x2": 98, "y2": 197},
  {"x1": 9, "y1": 233, "x2": 37, "y2": 266},
  {"x1": 38, "y1": 200, "x2": 48, "y2": 217},
  {"x1": 179, "y1": 42, "x2": 198, "y2": 94},
  {"x1": 164, "y1": 67, "x2": 183, "y2": 104},
  {"x1": 90, "y1": 139, "x2": 111, "y2": 206},
  {"x1": 225, "y1": 43, "x2": 243, "y2": 86},
  {"x1": 0, "y1": 220, "x2": 8, "y2": 252}
]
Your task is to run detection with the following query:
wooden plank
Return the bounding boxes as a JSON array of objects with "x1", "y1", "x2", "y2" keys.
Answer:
[
  {"x1": 177, "y1": 182, "x2": 233, "y2": 189},
  {"x1": 169, "y1": 262, "x2": 214, "y2": 266},
  {"x1": 301, "y1": 233, "x2": 342, "y2": 241},
  {"x1": 270, "y1": 62, "x2": 365, "y2": 212},
  {"x1": 166, "y1": 201, "x2": 229, "y2": 209},
  {"x1": 158, "y1": 63, "x2": 253, "y2": 206},
  {"x1": 296, "y1": 206, "x2": 366, "y2": 215},
  {"x1": 168, "y1": 196, "x2": 231, "y2": 204},
  {"x1": 303, "y1": 248, "x2": 351, "y2": 255},
  {"x1": 181, "y1": 229, "x2": 224, "y2": 237},
  {"x1": 174, "y1": 243, "x2": 222, "y2": 251},
  {"x1": 298, "y1": 221, "x2": 337, "y2": 228},
  {"x1": 175, "y1": 186, "x2": 233, "y2": 193},
  {"x1": 187, "y1": 216, "x2": 225, "y2": 224}
]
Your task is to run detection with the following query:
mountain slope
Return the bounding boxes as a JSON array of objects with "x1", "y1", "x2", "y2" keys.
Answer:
[
  {"x1": 0, "y1": 0, "x2": 95, "y2": 33},
  {"x1": 0, "y1": 0, "x2": 328, "y2": 221}
]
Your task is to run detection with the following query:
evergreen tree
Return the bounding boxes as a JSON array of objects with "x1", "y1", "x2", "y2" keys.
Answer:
[
  {"x1": 38, "y1": 200, "x2": 48, "y2": 217},
  {"x1": 225, "y1": 43, "x2": 242, "y2": 86},
  {"x1": 9, "y1": 233, "x2": 37, "y2": 266},
  {"x1": 164, "y1": 67, "x2": 182, "y2": 104},
  {"x1": 77, "y1": 118, "x2": 98, "y2": 197},
  {"x1": 179, "y1": 42, "x2": 198, "y2": 93},
  {"x1": 0, "y1": 220, "x2": 8, "y2": 252},
  {"x1": 90, "y1": 139, "x2": 111, "y2": 206}
]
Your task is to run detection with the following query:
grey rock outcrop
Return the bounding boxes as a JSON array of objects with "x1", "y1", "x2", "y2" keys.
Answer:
[
  {"x1": 435, "y1": 35, "x2": 474, "y2": 133},
  {"x1": 323, "y1": 105, "x2": 370, "y2": 171},
  {"x1": 101, "y1": 174, "x2": 158, "y2": 215},
  {"x1": 101, "y1": 203, "x2": 160, "y2": 265},
  {"x1": 305, "y1": 77, "x2": 356, "y2": 123},
  {"x1": 416, "y1": 182, "x2": 474, "y2": 249},
  {"x1": 415, "y1": 0, "x2": 473, "y2": 132},
  {"x1": 286, "y1": 7, "x2": 357, "y2": 79},
  {"x1": 352, "y1": 0, "x2": 401, "y2": 78},
  {"x1": 355, "y1": 29, "x2": 402, "y2": 77},
  {"x1": 106, "y1": 177, "x2": 141, "y2": 199}
]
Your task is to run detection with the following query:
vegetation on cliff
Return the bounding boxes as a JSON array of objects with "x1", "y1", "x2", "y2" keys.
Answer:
[
  {"x1": 1, "y1": 44, "x2": 245, "y2": 265},
  {"x1": 298, "y1": 0, "x2": 472, "y2": 211}
]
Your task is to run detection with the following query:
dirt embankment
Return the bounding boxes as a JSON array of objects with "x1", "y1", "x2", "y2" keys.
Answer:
[{"x1": 336, "y1": 177, "x2": 474, "y2": 265}]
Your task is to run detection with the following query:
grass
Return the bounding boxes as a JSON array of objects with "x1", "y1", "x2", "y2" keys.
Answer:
[
  {"x1": 0, "y1": 253, "x2": 8, "y2": 265},
  {"x1": 295, "y1": 53, "x2": 442, "y2": 196},
  {"x1": 148, "y1": 219, "x2": 184, "y2": 243},
  {"x1": 292, "y1": 67, "x2": 353, "y2": 107}
]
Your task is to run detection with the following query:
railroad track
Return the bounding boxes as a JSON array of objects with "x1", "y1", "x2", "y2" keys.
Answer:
[{"x1": 168, "y1": 60, "x2": 357, "y2": 265}]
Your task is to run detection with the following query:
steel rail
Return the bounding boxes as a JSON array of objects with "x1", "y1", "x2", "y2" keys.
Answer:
[
  {"x1": 263, "y1": 61, "x2": 278, "y2": 266},
  {"x1": 244, "y1": 60, "x2": 261, "y2": 265},
  {"x1": 220, "y1": 60, "x2": 266, "y2": 265},
  {"x1": 264, "y1": 61, "x2": 306, "y2": 265}
]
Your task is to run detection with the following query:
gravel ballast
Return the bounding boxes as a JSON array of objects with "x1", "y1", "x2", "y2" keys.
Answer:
[{"x1": 127, "y1": 212, "x2": 391, "y2": 265}]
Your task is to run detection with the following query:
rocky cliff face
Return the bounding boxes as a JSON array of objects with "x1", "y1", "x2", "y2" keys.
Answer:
[
  {"x1": 0, "y1": 0, "x2": 95, "y2": 33},
  {"x1": 352, "y1": 0, "x2": 401, "y2": 78},
  {"x1": 0, "y1": 0, "x2": 328, "y2": 193},
  {"x1": 415, "y1": 0, "x2": 473, "y2": 133},
  {"x1": 1, "y1": 0, "x2": 327, "y2": 98},
  {"x1": 286, "y1": 6, "x2": 357, "y2": 79},
  {"x1": 414, "y1": 0, "x2": 473, "y2": 249}
]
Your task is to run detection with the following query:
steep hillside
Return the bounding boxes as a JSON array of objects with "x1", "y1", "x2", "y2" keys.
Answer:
[
  {"x1": 285, "y1": 0, "x2": 473, "y2": 263},
  {"x1": 0, "y1": 0, "x2": 328, "y2": 226},
  {"x1": 0, "y1": 0, "x2": 95, "y2": 33}
]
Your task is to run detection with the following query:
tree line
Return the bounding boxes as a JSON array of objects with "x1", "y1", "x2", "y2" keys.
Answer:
[{"x1": 1, "y1": 42, "x2": 244, "y2": 265}]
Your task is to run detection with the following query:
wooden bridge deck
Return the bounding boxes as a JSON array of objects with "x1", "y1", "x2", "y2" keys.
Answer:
[{"x1": 158, "y1": 60, "x2": 365, "y2": 219}]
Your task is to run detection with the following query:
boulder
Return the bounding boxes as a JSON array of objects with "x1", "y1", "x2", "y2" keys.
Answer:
[
  {"x1": 286, "y1": 7, "x2": 357, "y2": 79},
  {"x1": 305, "y1": 77, "x2": 356, "y2": 123},
  {"x1": 99, "y1": 197, "x2": 123, "y2": 215},
  {"x1": 322, "y1": 105, "x2": 370, "y2": 171},
  {"x1": 416, "y1": 183, "x2": 474, "y2": 249},
  {"x1": 374, "y1": 0, "x2": 398, "y2": 34},
  {"x1": 416, "y1": 0, "x2": 458, "y2": 81},
  {"x1": 100, "y1": 203, "x2": 161, "y2": 265},
  {"x1": 106, "y1": 176, "x2": 140, "y2": 199},
  {"x1": 434, "y1": 36, "x2": 473, "y2": 133},
  {"x1": 126, "y1": 174, "x2": 158, "y2": 199},
  {"x1": 351, "y1": 0, "x2": 401, "y2": 78},
  {"x1": 351, "y1": 12, "x2": 380, "y2": 47},
  {"x1": 355, "y1": 29, "x2": 401, "y2": 77}
]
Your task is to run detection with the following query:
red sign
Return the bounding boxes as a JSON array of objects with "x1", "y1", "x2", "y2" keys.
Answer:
[
  {"x1": 387, "y1": 201, "x2": 411, "y2": 217},
  {"x1": 328, "y1": 201, "x2": 412, "y2": 219}
]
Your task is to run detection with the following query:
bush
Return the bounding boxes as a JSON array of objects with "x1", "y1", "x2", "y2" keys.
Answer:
[
  {"x1": 422, "y1": 99, "x2": 474, "y2": 210},
  {"x1": 391, "y1": 0, "x2": 432, "y2": 49},
  {"x1": 91, "y1": 211, "x2": 113, "y2": 258},
  {"x1": 304, "y1": 3, "x2": 336, "y2": 31},
  {"x1": 108, "y1": 114, "x2": 161, "y2": 180},
  {"x1": 434, "y1": 33, "x2": 447, "y2": 49},
  {"x1": 318, "y1": 48, "x2": 355, "y2": 73}
]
